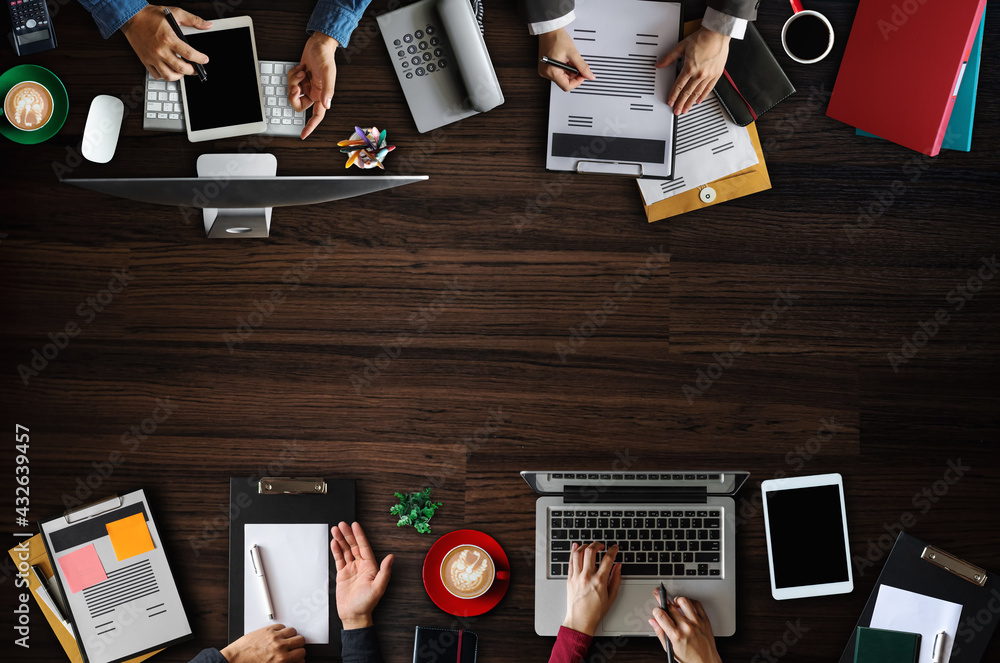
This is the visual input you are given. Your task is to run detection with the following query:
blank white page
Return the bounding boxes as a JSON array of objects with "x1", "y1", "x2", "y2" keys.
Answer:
[{"x1": 243, "y1": 523, "x2": 329, "y2": 644}]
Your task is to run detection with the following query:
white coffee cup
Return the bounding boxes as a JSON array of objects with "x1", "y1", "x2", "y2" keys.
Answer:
[{"x1": 781, "y1": 4, "x2": 835, "y2": 65}]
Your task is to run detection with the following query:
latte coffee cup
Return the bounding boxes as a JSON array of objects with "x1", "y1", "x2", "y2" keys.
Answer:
[
  {"x1": 440, "y1": 544, "x2": 508, "y2": 599},
  {"x1": 3, "y1": 80, "x2": 54, "y2": 131}
]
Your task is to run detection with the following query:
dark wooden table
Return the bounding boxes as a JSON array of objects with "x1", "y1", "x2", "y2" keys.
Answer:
[{"x1": 2, "y1": 1, "x2": 999, "y2": 661}]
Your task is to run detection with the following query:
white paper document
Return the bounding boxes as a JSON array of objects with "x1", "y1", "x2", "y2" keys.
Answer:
[
  {"x1": 870, "y1": 585, "x2": 962, "y2": 663},
  {"x1": 637, "y1": 95, "x2": 759, "y2": 205},
  {"x1": 244, "y1": 523, "x2": 330, "y2": 644},
  {"x1": 546, "y1": 0, "x2": 681, "y2": 177}
]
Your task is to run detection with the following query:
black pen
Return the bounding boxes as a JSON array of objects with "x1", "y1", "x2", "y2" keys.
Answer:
[
  {"x1": 163, "y1": 8, "x2": 207, "y2": 82},
  {"x1": 659, "y1": 582, "x2": 676, "y2": 663},
  {"x1": 540, "y1": 56, "x2": 581, "y2": 76}
]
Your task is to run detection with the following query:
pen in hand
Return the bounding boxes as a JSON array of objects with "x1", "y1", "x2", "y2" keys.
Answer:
[
  {"x1": 659, "y1": 583, "x2": 676, "y2": 663},
  {"x1": 163, "y1": 7, "x2": 208, "y2": 82},
  {"x1": 540, "y1": 56, "x2": 582, "y2": 77}
]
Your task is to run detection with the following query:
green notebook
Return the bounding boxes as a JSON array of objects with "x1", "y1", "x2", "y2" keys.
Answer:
[{"x1": 854, "y1": 627, "x2": 921, "y2": 663}]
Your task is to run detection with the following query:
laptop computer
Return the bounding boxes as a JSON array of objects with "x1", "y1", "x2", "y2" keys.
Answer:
[{"x1": 521, "y1": 470, "x2": 749, "y2": 637}]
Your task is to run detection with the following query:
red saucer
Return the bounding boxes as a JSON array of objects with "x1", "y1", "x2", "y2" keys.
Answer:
[{"x1": 422, "y1": 529, "x2": 510, "y2": 617}]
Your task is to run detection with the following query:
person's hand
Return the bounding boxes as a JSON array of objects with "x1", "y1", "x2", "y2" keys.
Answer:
[
  {"x1": 287, "y1": 32, "x2": 340, "y2": 140},
  {"x1": 121, "y1": 5, "x2": 212, "y2": 81},
  {"x1": 562, "y1": 542, "x2": 622, "y2": 636},
  {"x1": 220, "y1": 624, "x2": 305, "y2": 663},
  {"x1": 331, "y1": 521, "x2": 393, "y2": 630},
  {"x1": 648, "y1": 590, "x2": 723, "y2": 663},
  {"x1": 537, "y1": 28, "x2": 596, "y2": 92},
  {"x1": 656, "y1": 27, "x2": 731, "y2": 114}
]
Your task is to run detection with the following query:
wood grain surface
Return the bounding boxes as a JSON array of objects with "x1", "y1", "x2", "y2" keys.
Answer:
[{"x1": 1, "y1": 1, "x2": 998, "y2": 662}]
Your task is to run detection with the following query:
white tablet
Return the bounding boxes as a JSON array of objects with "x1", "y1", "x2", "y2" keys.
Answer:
[
  {"x1": 761, "y1": 473, "x2": 854, "y2": 600},
  {"x1": 179, "y1": 16, "x2": 267, "y2": 142}
]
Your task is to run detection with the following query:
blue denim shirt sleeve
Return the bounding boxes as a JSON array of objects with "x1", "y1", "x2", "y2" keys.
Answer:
[
  {"x1": 306, "y1": 0, "x2": 374, "y2": 48},
  {"x1": 76, "y1": 0, "x2": 149, "y2": 39}
]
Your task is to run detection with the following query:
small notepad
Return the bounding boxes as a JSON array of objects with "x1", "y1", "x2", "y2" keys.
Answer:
[{"x1": 855, "y1": 627, "x2": 920, "y2": 663}]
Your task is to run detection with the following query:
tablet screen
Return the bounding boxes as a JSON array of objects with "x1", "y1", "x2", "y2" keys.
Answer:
[
  {"x1": 765, "y1": 484, "x2": 849, "y2": 588},
  {"x1": 183, "y1": 27, "x2": 262, "y2": 131}
]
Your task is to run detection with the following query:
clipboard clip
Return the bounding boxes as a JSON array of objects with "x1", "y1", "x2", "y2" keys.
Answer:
[
  {"x1": 921, "y1": 545, "x2": 988, "y2": 587},
  {"x1": 259, "y1": 477, "x2": 327, "y2": 495},
  {"x1": 575, "y1": 160, "x2": 645, "y2": 177},
  {"x1": 63, "y1": 495, "x2": 123, "y2": 523}
]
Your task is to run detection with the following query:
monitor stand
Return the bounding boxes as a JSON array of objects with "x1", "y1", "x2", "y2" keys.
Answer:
[{"x1": 197, "y1": 153, "x2": 276, "y2": 238}]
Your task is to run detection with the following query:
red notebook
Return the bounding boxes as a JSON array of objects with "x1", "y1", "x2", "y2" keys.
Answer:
[{"x1": 827, "y1": 0, "x2": 986, "y2": 156}]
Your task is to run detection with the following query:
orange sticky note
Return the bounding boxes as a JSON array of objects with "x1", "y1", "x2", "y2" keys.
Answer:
[
  {"x1": 58, "y1": 544, "x2": 107, "y2": 593},
  {"x1": 105, "y1": 513, "x2": 155, "y2": 561}
]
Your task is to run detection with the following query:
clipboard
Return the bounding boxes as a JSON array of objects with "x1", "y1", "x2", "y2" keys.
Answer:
[
  {"x1": 838, "y1": 532, "x2": 999, "y2": 663},
  {"x1": 642, "y1": 120, "x2": 771, "y2": 222},
  {"x1": 228, "y1": 476, "x2": 356, "y2": 658},
  {"x1": 37, "y1": 490, "x2": 193, "y2": 663},
  {"x1": 7, "y1": 535, "x2": 161, "y2": 663}
]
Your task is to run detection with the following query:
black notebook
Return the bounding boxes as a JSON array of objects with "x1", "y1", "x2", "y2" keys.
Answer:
[
  {"x1": 413, "y1": 626, "x2": 478, "y2": 663},
  {"x1": 713, "y1": 22, "x2": 796, "y2": 126}
]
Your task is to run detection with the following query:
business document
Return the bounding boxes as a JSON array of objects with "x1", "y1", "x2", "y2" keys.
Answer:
[{"x1": 546, "y1": 0, "x2": 681, "y2": 177}]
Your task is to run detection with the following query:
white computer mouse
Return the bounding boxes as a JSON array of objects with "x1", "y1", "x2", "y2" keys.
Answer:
[{"x1": 82, "y1": 95, "x2": 124, "y2": 164}]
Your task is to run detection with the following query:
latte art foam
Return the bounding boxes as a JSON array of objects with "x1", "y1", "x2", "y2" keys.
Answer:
[{"x1": 441, "y1": 545, "x2": 494, "y2": 598}]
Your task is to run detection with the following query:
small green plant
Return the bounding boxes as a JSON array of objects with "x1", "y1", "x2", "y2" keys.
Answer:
[{"x1": 390, "y1": 487, "x2": 443, "y2": 534}]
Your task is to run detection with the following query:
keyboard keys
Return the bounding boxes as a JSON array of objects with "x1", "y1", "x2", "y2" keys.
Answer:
[
  {"x1": 621, "y1": 563, "x2": 657, "y2": 576},
  {"x1": 148, "y1": 102, "x2": 162, "y2": 111},
  {"x1": 149, "y1": 80, "x2": 166, "y2": 90},
  {"x1": 695, "y1": 553, "x2": 720, "y2": 563},
  {"x1": 261, "y1": 62, "x2": 273, "y2": 73},
  {"x1": 265, "y1": 85, "x2": 275, "y2": 96},
  {"x1": 552, "y1": 541, "x2": 571, "y2": 551},
  {"x1": 551, "y1": 552, "x2": 570, "y2": 563},
  {"x1": 705, "y1": 518, "x2": 720, "y2": 528},
  {"x1": 552, "y1": 529, "x2": 568, "y2": 539}
]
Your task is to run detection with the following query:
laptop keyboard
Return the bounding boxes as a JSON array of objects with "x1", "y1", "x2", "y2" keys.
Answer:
[
  {"x1": 142, "y1": 60, "x2": 306, "y2": 136},
  {"x1": 549, "y1": 508, "x2": 722, "y2": 579}
]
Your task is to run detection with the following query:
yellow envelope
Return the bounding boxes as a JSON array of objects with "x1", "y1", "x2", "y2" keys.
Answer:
[
  {"x1": 8, "y1": 535, "x2": 162, "y2": 663},
  {"x1": 643, "y1": 121, "x2": 771, "y2": 222}
]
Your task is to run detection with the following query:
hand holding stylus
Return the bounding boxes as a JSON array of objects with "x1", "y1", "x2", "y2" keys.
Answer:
[{"x1": 650, "y1": 589, "x2": 723, "y2": 663}]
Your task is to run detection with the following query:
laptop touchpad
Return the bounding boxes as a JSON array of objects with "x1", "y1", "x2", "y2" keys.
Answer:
[{"x1": 602, "y1": 583, "x2": 659, "y2": 634}]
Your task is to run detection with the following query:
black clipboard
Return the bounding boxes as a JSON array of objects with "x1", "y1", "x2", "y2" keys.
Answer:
[
  {"x1": 839, "y1": 532, "x2": 999, "y2": 663},
  {"x1": 228, "y1": 477, "x2": 355, "y2": 658}
]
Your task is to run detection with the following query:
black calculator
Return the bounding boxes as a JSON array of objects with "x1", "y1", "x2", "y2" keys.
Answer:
[{"x1": 7, "y1": 0, "x2": 57, "y2": 56}]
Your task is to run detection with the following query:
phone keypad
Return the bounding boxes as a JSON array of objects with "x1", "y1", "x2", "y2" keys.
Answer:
[{"x1": 391, "y1": 24, "x2": 449, "y2": 78}]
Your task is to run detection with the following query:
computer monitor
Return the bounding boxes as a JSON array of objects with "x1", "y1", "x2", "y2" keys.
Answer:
[{"x1": 63, "y1": 154, "x2": 429, "y2": 237}]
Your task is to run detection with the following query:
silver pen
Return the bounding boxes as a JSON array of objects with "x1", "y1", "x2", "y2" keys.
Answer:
[
  {"x1": 29, "y1": 565, "x2": 74, "y2": 636},
  {"x1": 931, "y1": 630, "x2": 947, "y2": 663},
  {"x1": 250, "y1": 545, "x2": 275, "y2": 620}
]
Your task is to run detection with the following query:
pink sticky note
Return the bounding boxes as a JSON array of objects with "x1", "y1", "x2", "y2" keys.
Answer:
[{"x1": 58, "y1": 544, "x2": 108, "y2": 593}]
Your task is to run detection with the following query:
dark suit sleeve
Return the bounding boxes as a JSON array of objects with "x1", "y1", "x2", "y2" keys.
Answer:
[
  {"x1": 342, "y1": 626, "x2": 385, "y2": 663},
  {"x1": 187, "y1": 649, "x2": 227, "y2": 663},
  {"x1": 705, "y1": 0, "x2": 759, "y2": 21},
  {"x1": 517, "y1": 0, "x2": 575, "y2": 25}
]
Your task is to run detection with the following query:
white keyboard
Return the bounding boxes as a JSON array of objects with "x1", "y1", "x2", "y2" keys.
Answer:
[{"x1": 142, "y1": 60, "x2": 308, "y2": 137}]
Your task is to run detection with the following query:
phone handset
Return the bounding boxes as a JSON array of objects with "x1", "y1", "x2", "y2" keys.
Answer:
[{"x1": 437, "y1": 0, "x2": 504, "y2": 113}]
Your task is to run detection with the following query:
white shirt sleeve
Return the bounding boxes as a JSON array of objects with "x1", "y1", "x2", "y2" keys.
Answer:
[
  {"x1": 701, "y1": 7, "x2": 748, "y2": 39},
  {"x1": 528, "y1": 10, "x2": 576, "y2": 36}
]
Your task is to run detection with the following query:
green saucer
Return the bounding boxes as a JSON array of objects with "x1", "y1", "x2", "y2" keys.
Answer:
[{"x1": 0, "y1": 64, "x2": 69, "y2": 145}]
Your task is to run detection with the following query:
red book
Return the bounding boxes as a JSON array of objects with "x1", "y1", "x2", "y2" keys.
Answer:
[{"x1": 827, "y1": 0, "x2": 986, "y2": 156}]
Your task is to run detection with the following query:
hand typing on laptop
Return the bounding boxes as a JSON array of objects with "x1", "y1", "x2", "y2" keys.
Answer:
[
  {"x1": 120, "y1": 5, "x2": 212, "y2": 81},
  {"x1": 550, "y1": 542, "x2": 722, "y2": 663}
]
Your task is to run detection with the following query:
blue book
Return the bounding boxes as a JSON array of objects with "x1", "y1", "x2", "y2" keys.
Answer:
[{"x1": 856, "y1": 6, "x2": 985, "y2": 151}]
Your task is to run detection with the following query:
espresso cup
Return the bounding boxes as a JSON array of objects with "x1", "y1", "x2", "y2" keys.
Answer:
[
  {"x1": 440, "y1": 544, "x2": 509, "y2": 599},
  {"x1": 781, "y1": 3, "x2": 835, "y2": 64},
  {"x1": 3, "y1": 80, "x2": 54, "y2": 131}
]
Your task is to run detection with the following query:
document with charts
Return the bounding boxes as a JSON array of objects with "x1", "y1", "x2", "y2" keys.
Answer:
[{"x1": 546, "y1": 0, "x2": 681, "y2": 177}]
